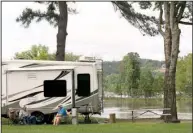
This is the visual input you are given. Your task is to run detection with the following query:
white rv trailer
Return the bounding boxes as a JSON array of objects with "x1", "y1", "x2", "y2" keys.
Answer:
[{"x1": 1, "y1": 58, "x2": 103, "y2": 124}]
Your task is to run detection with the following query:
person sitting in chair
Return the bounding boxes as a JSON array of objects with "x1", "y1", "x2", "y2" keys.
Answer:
[
  {"x1": 19, "y1": 106, "x2": 36, "y2": 124},
  {"x1": 8, "y1": 109, "x2": 18, "y2": 124},
  {"x1": 53, "y1": 105, "x2": 69, "y2": 125},
  {"x1": 19, "y1": 106, "x2": 30, "y2": 124}
]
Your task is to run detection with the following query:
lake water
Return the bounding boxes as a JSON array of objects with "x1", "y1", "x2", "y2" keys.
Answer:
[{"x1": 94, "y1": 98, "x2": 192, "y2": 120}]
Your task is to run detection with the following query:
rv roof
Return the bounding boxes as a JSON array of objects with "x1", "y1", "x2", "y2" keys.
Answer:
[
  {"x1": 2, "y1": 59, "x2": 96, "y2": 66},
  {"x1": 6, "y1": 65, "x2": 77, "y2": 72}
]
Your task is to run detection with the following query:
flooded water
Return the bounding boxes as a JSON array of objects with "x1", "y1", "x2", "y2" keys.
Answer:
[{"x1": 94, "y1": 98, "x2": 192, "y2": 120}]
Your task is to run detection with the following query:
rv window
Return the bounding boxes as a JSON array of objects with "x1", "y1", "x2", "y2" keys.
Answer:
[
  {"x1": 77, "y1": 74, "x2": 90, "y2": 96},
  {"x1": 44, "y1": 80, "x2": 67, "y2": 97}
]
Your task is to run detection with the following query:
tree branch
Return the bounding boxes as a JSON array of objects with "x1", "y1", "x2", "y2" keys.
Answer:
[
  {"x1": 179, "y1": 21, "x2": 193, "y2": 25},
  {"x1": 170, "y1": 2, "x2": 175, "y2": 29},
  {"x1": 177, "y1": 2, "x2": 186, "y2": 22},
  {"x1": 16, "y1": 2, "x2": 77, "y2": 28},
  {"x1": 16, "y1": 8, "x2": 59, "y2": 28},
  {"x1": 176, "y1": 2, "x2": 181, "y2": 13},
  {"x1": 158, "y1": 3, "x2": 164, "y2": 36},
  {"x1": 112, "y1": 1, "x2": 158, "y2": 36},
  {"x1": 164, "y1": 2, "x2": 170, "y2": 25}
]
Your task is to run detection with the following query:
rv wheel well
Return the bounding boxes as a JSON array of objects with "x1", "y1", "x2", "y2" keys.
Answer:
[
  {"x1": 31, "y1": 111, "x2": 45, "y2": 124},
  {"x1": 31, "y1": 111, "x2": 44, "y2": 115}
]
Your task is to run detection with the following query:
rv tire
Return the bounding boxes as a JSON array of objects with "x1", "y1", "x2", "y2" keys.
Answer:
[{"x1": 31, "y1": 111, "x2": 45, "y2": 124}]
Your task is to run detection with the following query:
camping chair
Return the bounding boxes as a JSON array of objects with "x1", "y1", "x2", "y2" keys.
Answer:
[
  {"x1": 8, "y1": 108, "x2": 27, "y2": 125},
  {"x1": 8, "y1": 108, "x2": 20, "y2": 125}
]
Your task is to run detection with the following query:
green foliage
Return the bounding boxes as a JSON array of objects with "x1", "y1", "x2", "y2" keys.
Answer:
[
  {"x1": 65, "y1": 52, "x2": 80, "y2": 61},
  {"x1": 112, "y1": 1, "x2": 159, "y2": 36},
  {"x1": 14, "y1": 44, "x2": 80, "y2": 61},
  {"x1": 14, "y1": 44, "x2": 50, "y2": 60},
  {"x1": 138, "y1": 1, "x2": 192, "y2": 25},
  {"x1": 176, "y1": 53, "x2": 192, "y2": 96},
  {"x1": 139, "y1": 68, "x2": 154, "y2": 98},
  {"x1": 103, "y1": 61, "x2": 120, "y2": 77},
  {"x1": 140, "y1": 59, "x2": 164, "y2": 70},
  {"x1": 16, "y1": 2, "x2": 77, "y2": 28},
  {"x1": 103, "y1": 59, "x2": 164, "y2": 77},
  {"x1": 103, "y1": 53, "x2": 165, "y2": 98},
  {"x1": 104, "y1": 74, "x2": 120, "y2": 93},
  {"x1": 120, "y1": 52, "x2": 141, "y2": 95},
  {"x1": 104, "y1": 53, "x2": 141, "y2": 96},
  {"x1": 138, "y1": 2, "x2": 152, "y2": 9},
  {"x1": 113, "y1": 2, "x2": 192, "y2": 38},
  {"x1": 152, "y1": 72, "x2": 164, "y2": 93}
]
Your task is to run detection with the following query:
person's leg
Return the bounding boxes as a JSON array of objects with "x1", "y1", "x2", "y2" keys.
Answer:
[
  {"x1": 23, "y1": 116, "x2": 27, "y2": 124},
  {"x1": 56, "y1": 116, "x2": 62, "y2": 125},
  {"x1": 53, "y1": 116, "x2": 57, "y2": 125}
]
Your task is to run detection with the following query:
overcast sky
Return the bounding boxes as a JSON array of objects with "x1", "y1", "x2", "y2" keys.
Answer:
[{"x1": 2, "y1": 2, "x2": 192, "y2": 61}]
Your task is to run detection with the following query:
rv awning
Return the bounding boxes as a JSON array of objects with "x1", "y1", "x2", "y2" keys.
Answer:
[{"x1": 6, "y1": 65, "x2": 76, "y2": 72}]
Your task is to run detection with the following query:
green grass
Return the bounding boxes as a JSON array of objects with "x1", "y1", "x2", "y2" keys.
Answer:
[{"x1": 2, "y1": 122, "x2": 192, "y2": 133}]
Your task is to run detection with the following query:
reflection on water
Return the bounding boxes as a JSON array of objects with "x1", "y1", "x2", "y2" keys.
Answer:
[
  {"x1": 94, "y1": 108, "x2": 192, "y2": 120},
  {"x1": 104, "y1": 98, "x2": 192, "y2": 113},
  {"x1": 95, "y1": 98, "x2": 192, "y2": 120}
]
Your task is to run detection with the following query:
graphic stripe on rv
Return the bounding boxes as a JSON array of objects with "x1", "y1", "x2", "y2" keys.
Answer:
[
  {"x1": 8, "y1": 91, "x2": 44, "y2": 102},
  {"x1": 20, "y1": 63, "x2": 62, "y2": 68},
  {"x1": 4, "y1": 71, "x2": 70, "y2": 101}
]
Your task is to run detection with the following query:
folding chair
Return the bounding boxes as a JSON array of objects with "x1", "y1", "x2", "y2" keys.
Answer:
[
  {"x1": 8, "y1": 108, "x2": 26, "y2": 125},
  {"x1": 7, "y1": 109, "x2": 19, "y2": 125}
]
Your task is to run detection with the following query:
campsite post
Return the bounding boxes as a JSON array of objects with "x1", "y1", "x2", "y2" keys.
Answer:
[{"x1": 72, "y1": 70, "x2": 78, "y2": 125}]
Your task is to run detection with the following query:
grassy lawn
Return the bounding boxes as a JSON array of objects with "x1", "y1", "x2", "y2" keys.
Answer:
[{"x1": 2, "y1": 122, "x2": 192, "y2": 133}]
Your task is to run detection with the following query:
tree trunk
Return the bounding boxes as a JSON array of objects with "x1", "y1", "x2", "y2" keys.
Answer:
[
  {"x1": 162, "y1": 30, "x2": 172, "y2": 121},
  {"x1": 163, "y1": 2, "x2": 180, "y2": 123},
  {"x1": 168, "y1": 10, "x2": 181, "y2": 122},
  {"x1": 162, "y1": 2, "x2": 172, "y2": 122},
  {"x1": 56, "y1": 2, "x2": 68, "y2": 61}
]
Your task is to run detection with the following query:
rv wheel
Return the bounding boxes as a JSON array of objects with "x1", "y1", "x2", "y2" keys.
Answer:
[{"x1": 31, "y1": 111, "x2": 45, "y2": 124}]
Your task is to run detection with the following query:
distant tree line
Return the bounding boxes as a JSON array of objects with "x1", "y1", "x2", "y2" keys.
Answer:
[
  {"x1": 103, "y1": 59, "x2": 164, "y2": 77},
  {"x1": 104, "y1": 52, "x2": 192, "y2": 98},
  {"x1": 14, "y1": 44, "x2": 80, "y2": 61},
  {"x1": 104, "y1": 52, "x2": 164, "y2": 98}
]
